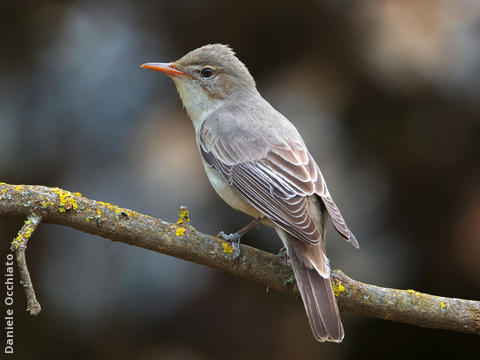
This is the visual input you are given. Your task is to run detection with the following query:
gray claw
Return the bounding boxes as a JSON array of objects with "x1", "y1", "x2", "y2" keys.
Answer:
[
  {"x1": 219, "y1": 231, "x2": 240, "y2": 242},
  {"x1": 277, "y1": 247, "x2": 290, "y2": 266}
]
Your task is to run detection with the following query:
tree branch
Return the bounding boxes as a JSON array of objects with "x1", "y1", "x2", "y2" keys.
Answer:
[
  {"x1": 1, "y1": 183, "x2": 479, "y2": 335},
  {"x1": 10, "y1": 213, "x2": 42, "y2": 315}
]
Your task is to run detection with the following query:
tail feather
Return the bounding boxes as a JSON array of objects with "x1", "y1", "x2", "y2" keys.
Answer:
[{"x1": 288, "y1": 239, "x2": 344, "y2": 342}]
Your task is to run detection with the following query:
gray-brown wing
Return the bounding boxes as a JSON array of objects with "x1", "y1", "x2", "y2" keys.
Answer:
[
  {"x1": 199, "y1": 116, "x2": 358, "y2": 248},
  {"x1": 200, "y1": 144, "x2": 322, "y2": 244},
  {"x1": 268, "y1": 146, "x2": 358, "y2": 248}
]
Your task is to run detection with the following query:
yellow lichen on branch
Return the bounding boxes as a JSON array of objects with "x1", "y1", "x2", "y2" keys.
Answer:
[
  {"x1": 0, "y1": 182, "x2": 479, "y2": 335},
  {"x1": 53, "y1": 187, "x2": 79, "y2": 212},
  {"x1": 9, "y1": 212, "x2": 43, "y2": 315},
  {"x1": 332, "y1": 280, "x2": 345, "y2": 297},
  {"x1": 11, "y1": 217, "x2": 35, "y2": 250},
  {"x1": 175, "y1": 227, "x2": 186, "y2": 236},
  {"x1": 222, "y1": 242, "x2": 234, "y2": 253},
  {"x1": 177, "y1": 206, "x2": 190, "y2": 225},
  {"x1": 174, "y1": 205, "x2": 191, "y2": 236}
]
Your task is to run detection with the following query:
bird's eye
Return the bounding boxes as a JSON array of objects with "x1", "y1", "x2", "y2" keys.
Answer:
[{"x1": 200, "y1": 67, "x2": 214, "y2": 78}]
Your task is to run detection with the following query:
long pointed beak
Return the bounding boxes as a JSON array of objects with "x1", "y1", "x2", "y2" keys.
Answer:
[{"x1": 140, "y1": 62, "x2": 189, "y2": 77}]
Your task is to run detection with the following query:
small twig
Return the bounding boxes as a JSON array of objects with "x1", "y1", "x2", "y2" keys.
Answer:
[{"x1": 10, "y1": 214, "x2": 43, "y2": 315}]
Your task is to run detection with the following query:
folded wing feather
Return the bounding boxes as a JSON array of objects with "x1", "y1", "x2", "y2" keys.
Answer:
[{"x1": 199, "y1": 114, "x2": 358, "y2": 248}]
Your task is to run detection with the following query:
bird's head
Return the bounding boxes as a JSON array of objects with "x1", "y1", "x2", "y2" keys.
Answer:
[{"x1": 141, "y1": 44, "x2": 256, "y2": 124}]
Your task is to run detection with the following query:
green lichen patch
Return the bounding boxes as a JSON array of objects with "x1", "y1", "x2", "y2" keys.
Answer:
[{"x1": 283, "y1": 276, "x2": 295, "y2": 286}]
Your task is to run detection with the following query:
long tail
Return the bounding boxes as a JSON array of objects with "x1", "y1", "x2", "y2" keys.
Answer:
[{"x1": 285, "y1": 233, "x2": 344, "y2": 342}]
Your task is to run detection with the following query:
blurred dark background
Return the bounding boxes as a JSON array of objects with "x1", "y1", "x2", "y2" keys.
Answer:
[{"x1": 1, "y1": 0, "x2": 479, "y2": 359}]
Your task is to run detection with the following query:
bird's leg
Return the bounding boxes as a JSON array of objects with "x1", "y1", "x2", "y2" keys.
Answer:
[
  {"x1": 217, "y1": 217, "x2": 263, "y2": 259},
  {"x1": 277, "y1": 247, "x2": 290, "y2": 267}
]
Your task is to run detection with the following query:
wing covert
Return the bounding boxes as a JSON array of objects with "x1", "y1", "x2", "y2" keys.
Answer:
[{"x1": 199, "y1": 116, "x2": 358, "y2": 248}]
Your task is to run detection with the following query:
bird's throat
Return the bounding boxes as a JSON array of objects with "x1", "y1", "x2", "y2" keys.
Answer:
[{"x1": 173, "y1": 78, "x2": 224, "y2": 134}]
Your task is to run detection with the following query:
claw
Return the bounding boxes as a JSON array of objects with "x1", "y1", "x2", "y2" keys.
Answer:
[
  {"x1": 218, "y1": 231, "x2": 240, "y2": 242},
  {"x1": 217, "y1": 231, "x2": 241, "y2": 260},
  {"x1": 277, "y1": 247, "x2": 290, "y2": 267}
]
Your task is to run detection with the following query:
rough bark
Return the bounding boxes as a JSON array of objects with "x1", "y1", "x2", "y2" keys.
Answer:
[{"x1": 1, "y1": 183, "x2": 479, "y2": 335}]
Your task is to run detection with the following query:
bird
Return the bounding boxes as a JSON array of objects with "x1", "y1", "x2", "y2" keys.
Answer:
[{"x1": 141, "y1": 44, "x2": 358, "y2": 342}]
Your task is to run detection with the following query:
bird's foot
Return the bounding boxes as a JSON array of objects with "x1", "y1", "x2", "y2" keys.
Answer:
[
  {"x1": 277, "y1": 247, "x2": 290, "y2": 267},
  {"x1": 217, "y1": 231, "x2": 241, "y2": 260}
]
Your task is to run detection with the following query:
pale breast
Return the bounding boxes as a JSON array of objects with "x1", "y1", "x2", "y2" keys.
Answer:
[{"x1": 202, "y1": 162, "x2": 263, "y2": 218}]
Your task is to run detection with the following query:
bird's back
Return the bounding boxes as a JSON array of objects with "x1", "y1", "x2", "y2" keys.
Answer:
[{"x1": 200, "y1": 94, "x2": 306, "y2": 161}]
